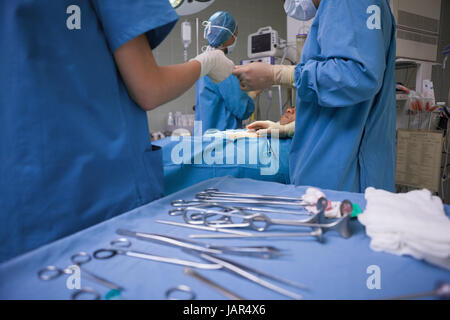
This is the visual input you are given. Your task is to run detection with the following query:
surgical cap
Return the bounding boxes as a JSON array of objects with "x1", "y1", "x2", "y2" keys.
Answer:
[{"x1": 205, "y1": 11, "x2": 237, "y2": 48}]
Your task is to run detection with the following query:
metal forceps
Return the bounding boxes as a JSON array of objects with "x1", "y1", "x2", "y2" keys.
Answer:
[
  {"x1": 201, "y1": 188, "x2": 312, "y2": 203},
  {"x1": 190, "y1": 252, "x2": 307, "y2": 300},
  {"x1": 170, "y1": 201, "x2": 312, "y2": 217},
  {"x1": 93, "y1": 238, "x2": 223, "y2": 270},
  {"x1": 38, "y1": 251, "x2": 125, "y2": 299},
  {"x1": 116, "y1": 229, "x2": 283, "y2": 259},
  {"x1": 198, "y1": 201, "x2": 353, "y2": 239}
]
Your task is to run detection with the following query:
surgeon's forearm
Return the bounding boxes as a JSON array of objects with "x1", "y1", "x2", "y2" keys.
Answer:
[
  {"x1": 140, "y1": 62, "x2": 201, "y2": 110},
  {"x1": 114, "y1": 34, "x2": 201, "y2": 111}
]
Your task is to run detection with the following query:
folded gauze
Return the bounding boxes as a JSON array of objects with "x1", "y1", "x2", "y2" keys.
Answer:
[{"x1": 358, "y1": 187, "x2": 450, "y2": 270}]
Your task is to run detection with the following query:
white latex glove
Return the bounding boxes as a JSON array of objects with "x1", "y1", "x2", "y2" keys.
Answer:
[
  {"x1": 191, "y1": 49, "x2": 234, "y2": 83},
  {"x1": 233, "y1": 63, "x2": 296, "y2": 91},
  {"x1": 247, "y1": 121, "x2": 295, "y2": 138}
]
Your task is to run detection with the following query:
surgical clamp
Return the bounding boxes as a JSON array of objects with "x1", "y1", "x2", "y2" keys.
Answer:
[
  {"x1": 189, "y1": 228, "x2": 323, "y2": 241},
  {"x1": 201, "y1": 188, "x2": 313, "y2": 203},
  {"x1": 178, "y1": 199, "x2": 353, "y2": 238},
  {"x1": 116, "y1": 229, "x2": 283, "y2": 259},
  {"x1": 38, "y1": 251, "x2": 125, "y2": 293},
  {"x1": 93, "y1": 239, "x2": 223, "y2": 270},
  {"x1": 200, "y1": 208, "x2": 352, "y2": 238},
  {"x1": 156, "y1": 219, "x2": 253, "y2": 236}
]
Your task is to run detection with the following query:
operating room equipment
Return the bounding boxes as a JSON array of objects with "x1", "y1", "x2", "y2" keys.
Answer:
[
  {"x1": 93, "y1": 239, "x2": 223, "y2": 270},
  {"x1": 248, "y1": 27, "x2": 283, "y2": 59},
  {"x1": 170, "y1": 203, "x2": 311, "y2": 217},
  {"x1": 116, "y1": 229, "x2": 283, "y2": 259},
  {"x1": 193, "y1": 252, "x2": 305, "y2": 300},
  {"x1": 165, "y1": 284, "x2": 196, "y2": 300},
  {"x1": 157, "y1": 219, "x2": 252, "y2": 236},
  {"x1": 181, "y1": 21, "x2": 192, "y2": 62},
  {"x1": 174, "y1": 203, "x2": 320, "y2": 226},
  {"x1": 384, "y1": 282, "x2": 450, "y2": 300},
  {"x1": 38, "y1": 251, "x2": 124, "y2": 292},
  {"x1": 189, "y1": 229, "x2": 323, "y2": 242},
  {"x1": 199, "y1": 188, "x2": 321, "y2": 203},
  {"x1": 198, "y1": 209, "x2": 352, "y2": 238},
  {"x1": 183, "y1": 268, "x2": 244, "y2": 300}
]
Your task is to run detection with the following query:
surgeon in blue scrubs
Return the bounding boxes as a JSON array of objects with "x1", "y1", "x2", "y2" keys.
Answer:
[
  {"x1": 233, "y1": 0, "x2": 397, "y2": 193},
  {"x1": 196, "y1": 11, "x2": 257, "y2": 133},
  {"x1": 0, "y1": 1, "x2": 234, "y2": 262}
]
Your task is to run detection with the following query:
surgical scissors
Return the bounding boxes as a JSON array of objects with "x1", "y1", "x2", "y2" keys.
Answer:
[
  {"x1": 93, "y1": 239, "x2": 223, "y2": 270},
  {"x1": 38, "y1": 251, "x2": 125, "y2": 293},
  {"x1": 116, "y1": 229, "x2": 283, "y2": 259}
]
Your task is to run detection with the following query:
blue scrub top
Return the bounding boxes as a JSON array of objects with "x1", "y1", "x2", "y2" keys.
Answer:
[
  {"x1": 0, "y1": 0, "x2": 178, "y2": 262},
  {"x1": 290, "y1": 0, "x2": 397, "y2": 193},
  {"x1": 195, "y1": 75, "x2": 255, "y2": 133}
]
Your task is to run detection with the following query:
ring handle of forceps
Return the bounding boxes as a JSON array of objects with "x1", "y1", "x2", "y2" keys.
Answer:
[
  {"x1": 166, "y1": 285, "x2": 196, "y2": 300},
  {"x1": 92, "y1": 238, "x2": 132, "y2": 258},
  {"x1": 38, "y1": 251, "x2": 92, "y2": 281},
  {"x1": 71, "y1": 287, "x2": 101, "y2": 300}
]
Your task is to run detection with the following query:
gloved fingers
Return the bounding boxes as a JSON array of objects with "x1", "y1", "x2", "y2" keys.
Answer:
[
  {"x1": 232, "y1": 62, "x2": 273, "y2": 91},
  {"x1": 192, "y1": 49, "x2": 234, "y2": 83},
  {"x1": 256, "y1": 129, "x2": 270, "y2": 137},
  {"x1": 247, "y1": 121, "x2": 272, "y2": 130}
]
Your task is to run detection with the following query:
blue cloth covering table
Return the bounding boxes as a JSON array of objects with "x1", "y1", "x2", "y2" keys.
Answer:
[
  {"x1": 0, "y1": 176, "x2": 449, "y2": 300},
  {"x1": 153, "y1": 136, "x2": 292, "y2": 195}
]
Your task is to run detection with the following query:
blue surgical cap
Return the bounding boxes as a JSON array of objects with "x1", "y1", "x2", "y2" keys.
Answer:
[{"x1": 205, "y1": 11, "x2": 237, "y2": 48}]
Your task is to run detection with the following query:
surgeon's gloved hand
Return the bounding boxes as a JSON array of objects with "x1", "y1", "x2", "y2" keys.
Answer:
[
  {"x1": 191, "y1": 49, "x2": 234, "y2": 83},
  {"x1": 247, "y1": 120, "x2": 295, "y2": 138},
  {"x1": 233, "y1": 63, "x2": 296, "y2": 91}
]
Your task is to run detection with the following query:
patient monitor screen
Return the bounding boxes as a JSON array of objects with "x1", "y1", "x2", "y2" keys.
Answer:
[{"x1": 252, "y1": 33, "x2": 271, "y2": 54}]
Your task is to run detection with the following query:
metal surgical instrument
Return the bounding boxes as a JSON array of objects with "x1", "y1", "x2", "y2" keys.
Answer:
[
  {"x1": 93, "y1": 239, "x2": 223, "y2": 270},
  {"x1": 189, "y1": 228, "x2": 323, "y2": 241},
  {"x1": 71, "y1": 287, "x2": 101, "y2": 300},
  {"x1": 201, "y1": 188, "x2": 314, "y2": 203},
  {"x1": 194, "y1": 252, "x2": 305, "y2": 300},
  {"x1": 156, "y1": 219, "x2": 253, "y2": 236},
  {"x1": 38, "y1": 251, "x2": 125, "y2": 292},
  {"x1": 183, "y1": 268, "x2": 245, "y2": 300},
  {"x1": 117, "y1": 229, "x2": 283, "y2": 259},
  {"x1": 165, "y1": 285, "x2": 196, "y2": 300},
  {"x1": 178, "y1": 200, "x2": 353, "y2": 239},
  {"x1": 384, "y1": 282, "x2": 450, "y2": 300}
]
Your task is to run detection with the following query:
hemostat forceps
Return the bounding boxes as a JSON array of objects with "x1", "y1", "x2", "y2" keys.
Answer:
[
  {"x1": 93, "y1": 239, "x2": 222, "y2": 270},
  {"x1": 116, "y1": 229, "x2": 283, "y2": 259},
  {"x1": 201, "y1": 188, "x2": 312, "y2": 203},
  {"x1": 38, "y1": 251, "x2": 125, "y2": 294},
  {"x1": 178, "y1": 198, "x2": 353, "y2": 238}
]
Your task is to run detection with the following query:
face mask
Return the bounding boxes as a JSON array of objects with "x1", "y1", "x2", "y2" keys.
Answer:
[
  {"x1": 284, "y1": 0, "x2": 317, "y2": 21},
  {"x1": 223, "y1": 35, "x2": 237, "y2": 54}
]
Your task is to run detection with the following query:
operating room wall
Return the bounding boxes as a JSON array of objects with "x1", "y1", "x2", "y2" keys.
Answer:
[{"x1": 148, "y1": 0, "x2": 288, "y2": 134}]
